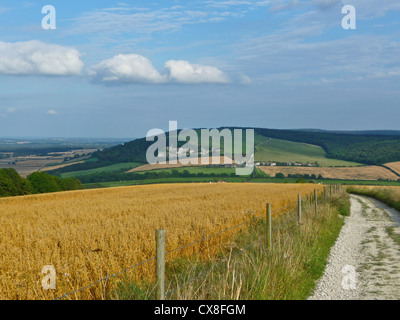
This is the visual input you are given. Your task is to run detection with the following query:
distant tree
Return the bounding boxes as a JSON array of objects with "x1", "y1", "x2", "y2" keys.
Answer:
[
  {"x1": 60, "y1": 178, "x2": 84, "y2": 191},
  {"x1": 0, "y1": 168, "x2": 33, "y2": 197},
  {"x1": 27, "y1": 172, "x2": 63, "y2": 194},
  {"x1": 275, "y1": 173, "x2": 285, "y2": 179}
]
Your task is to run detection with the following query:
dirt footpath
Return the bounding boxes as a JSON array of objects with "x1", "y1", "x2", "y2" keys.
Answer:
[{"x1": 309, "y1": 194, "x2": 400, "y2": 300}]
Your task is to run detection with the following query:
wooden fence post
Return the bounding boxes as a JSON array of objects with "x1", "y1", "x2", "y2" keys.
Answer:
[
  {"x1": 314, "y1": 189, "x2": 318, "y2": 215},
  {"x1": 156, "y1": 229, "x2": 165, "y2": 300},
  {"x1": 298, "y1": 194, "x2": 302, "y2": 225},
  {"x1": 266, "y1": 203, "x2": 272, "y2": 251}
]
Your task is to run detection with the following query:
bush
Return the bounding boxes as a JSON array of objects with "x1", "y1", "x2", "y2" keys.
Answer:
[
  {"x1": 60, "y1": 178, "x2": 84, "y2": 191},
  {"x1": 0, "y1": 169, "x2": 33, "y2": 197},
  {"x1": 0, "y1": 169, "x2": 84, "y2": 198},
  {"x1": 27, "y1": 172, "x2": 63, "y2": 193}
]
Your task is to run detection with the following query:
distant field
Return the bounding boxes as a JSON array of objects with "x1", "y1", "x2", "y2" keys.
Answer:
[
  {"x1": 259, "y1": 165, "x2": 399, "y2": 181},
  {"x1": 254, "y1": 134, "x2": 361, "y2": 167},
  {"x1": 83, "y1": 177, "x2": 400, "y2": 189},
  {"x1": 40, "y1": 161, "x2": 85, "y2": 172},
  {"x1": 0, "y1": 149, "x2": 99, "y2": 177},
  {"x1": 0, "y1": 156, "x2": 65, "y2": 177},
  {"x1": 135, "y1": 166, "x2": 236, "y2": 175},
  {"x1": 61, "y1": 162, "x2": 143, "y2": 178},
  {"x1": 126, "y1": 156, "x2": 234, "y2": 173},
  {"x1": 384, "y1": 162, "x2": 400, "y2": 176},
  {"x1": 84, "y1": 176, "x2": 248, "y2": 189},
  {"x1": 251, "y1": 178, "x2": 400, "y2": 186}
]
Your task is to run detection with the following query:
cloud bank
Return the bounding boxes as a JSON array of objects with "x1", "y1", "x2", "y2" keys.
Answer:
[
  {"x1": 165, "y1": 60, "x2": 231, "y2": 84},
  {"x1": 89, "y1": 54, "x2": 231, "y2": 84},
  {"x1": 88, "y1": 54, "x2": 167, "y2": 84},
  {"x1": 0, "y1": 42, "x2": 234, "y2": 85},
  {"x1": 0, "y1": 40, "x2": 83, "y2": 76}
]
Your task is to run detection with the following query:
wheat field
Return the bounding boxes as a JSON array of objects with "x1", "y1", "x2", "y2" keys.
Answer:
[
  {"x1": 384, "y1": 162, "x2": 400, "y2": 176},
  {"x1": 259, "y1": 165, "x2": 399, "y2": 181},
  {"x1": 0, "y1": 183, "x2": 321, "y2": 300}
]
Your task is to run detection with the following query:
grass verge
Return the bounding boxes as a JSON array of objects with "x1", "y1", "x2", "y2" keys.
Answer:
[
  {"x1": 347, "y1": 186, "x2": 400, "y2": 211},
  {"x1": 112, "y1": 189, "x2": 349, "y2": 300}
]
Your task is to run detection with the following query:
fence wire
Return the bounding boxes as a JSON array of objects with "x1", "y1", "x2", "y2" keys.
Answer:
[
  {"x1": 165, "y1": 233, "x2": 265, "y2": 299},
  {"x1": 166, "y1": 212, "x2": 263, "y2": 257},
  {"x1": 55, "y1": 255, "x2": 157, "y2": 300},
  {"x1": 54, "y1": 190, "x2": 321, "y2": 300}
]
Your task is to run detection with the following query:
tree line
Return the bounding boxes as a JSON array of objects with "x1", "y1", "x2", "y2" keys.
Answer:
[{"x1": 0, "y1": 169, "x2": 83, "y2": 198}]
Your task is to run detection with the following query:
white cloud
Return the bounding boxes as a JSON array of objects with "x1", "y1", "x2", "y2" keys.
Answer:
[
  {"x1": 89, "y1": 54, "x2": 167, "y2": 84},
  {"x1": 165, "y1": 60, "x2": 231, "y2": 84},
  {"x1": 90, "y1": 54, "x2": 231, "y2": 85},
  {"x1": 6, "y1": 107, "x2": 16, "y2": 113},
  {"x1": 47, "y1": 110, "x2": 57, "y2": 115},
  {"x1": 0, "y1": 40, "x2": 83, "y2": 76}
]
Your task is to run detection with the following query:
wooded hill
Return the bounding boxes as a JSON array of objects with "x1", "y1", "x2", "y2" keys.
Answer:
[{"x1": 48, "y1": 127, "x2": 400, "y2": 176}]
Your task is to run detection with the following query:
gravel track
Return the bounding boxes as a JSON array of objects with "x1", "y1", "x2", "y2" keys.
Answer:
[{"x1": 308, "y1": 194, "x2": 400, "y2": 300}]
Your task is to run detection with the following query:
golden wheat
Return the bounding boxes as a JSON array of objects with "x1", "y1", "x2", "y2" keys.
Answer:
[{"x1": 0, "y1": 183, "x2": 321, "y2": 300}]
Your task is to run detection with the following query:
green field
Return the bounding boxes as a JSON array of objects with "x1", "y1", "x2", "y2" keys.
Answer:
[
  {"x1": 61, "y1": 162, "x2": 142, "y2": 178},
  {"x1": 254, "y1": 134, "x2": 361, "y2": 167},
  {"x1": 43, "y1": 155, "x2": 92, "y2": 167},
  {"x1": 83, "y1": 176, "x2": 400, "y2": 190},
  {"x1": 137, "y1": 166, "x2": 237, "y2": 175},
  {"x1": 84, "y1": 176, "x2": 248, "y2": 189}
]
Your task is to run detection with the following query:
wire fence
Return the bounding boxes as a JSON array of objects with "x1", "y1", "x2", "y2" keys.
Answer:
[
  {"x1": 164, "y1": 205, "x2": 302, "y2": 299},
  {"x1": 55, "y1": 186, "x2": 338, "y2": 300}
]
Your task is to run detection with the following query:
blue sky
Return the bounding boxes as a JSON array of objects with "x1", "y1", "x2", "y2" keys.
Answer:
[{"x1": 0, "y1": 0, "x2": 399, "y2": 138}]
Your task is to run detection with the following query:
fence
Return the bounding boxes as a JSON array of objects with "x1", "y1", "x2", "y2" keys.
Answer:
[{"x1": 55, "y1": 184, "x2": 343, "y2": 300}]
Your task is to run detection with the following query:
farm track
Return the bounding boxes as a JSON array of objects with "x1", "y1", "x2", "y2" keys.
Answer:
[{"x1": 309, "y1": 194, "x2": 400, "y2": 300}]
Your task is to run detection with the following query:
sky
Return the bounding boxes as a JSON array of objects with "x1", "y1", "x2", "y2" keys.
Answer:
[{"x1": 0, "y1": 0, "x2": 399, "y2": 138}]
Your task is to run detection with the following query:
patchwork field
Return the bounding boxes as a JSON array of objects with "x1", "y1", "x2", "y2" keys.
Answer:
[
  {"x1": 259, "y1": 165, "x2": 399, "y2": 181},
  {"x1": 0, "y1": 183, "x2": 321, "y2": 300},
  {"x1": 0, "y1": 149, "x2": 98, "y2": 178}
]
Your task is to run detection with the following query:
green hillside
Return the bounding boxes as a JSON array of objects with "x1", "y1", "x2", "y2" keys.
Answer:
[
  {"x1": 46, "y1": 127, "x2": 400, "y2": 179},
  {"x1": 60, "y1": 162, "x2": 142, "y2": 179},
  {"x1": 254, "y1": 134, "x2": 361, "y2": 167}
]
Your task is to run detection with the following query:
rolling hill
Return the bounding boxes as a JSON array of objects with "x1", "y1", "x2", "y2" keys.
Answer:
[
  {"x1": 45, "y1": 127, "x2": 400, "y2": 183},
  {"x1": 254, "y1": 134, "x2": 360, "y2": 166}
]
